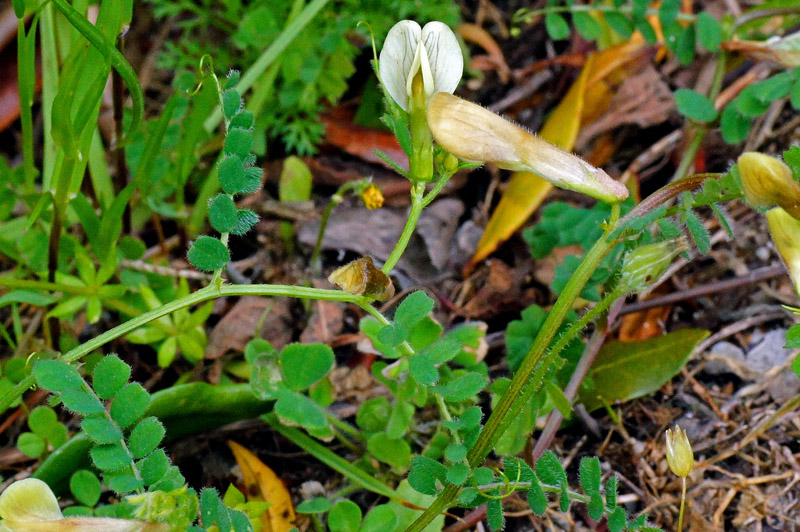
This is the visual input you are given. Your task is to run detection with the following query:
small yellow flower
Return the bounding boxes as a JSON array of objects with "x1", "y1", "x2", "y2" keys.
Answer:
[
  {"x1": 665, "y1": 425, "x2": 694, "y2": 478},
  {"x1": 738, "y1": 152, "x2": 800, "y2": 220},
  {"x1": 766, "y1": 207, "x2": 800, "y2": 297},
  {"x1": 360, "y1": 184, "x2": 384, "y2": 210}
]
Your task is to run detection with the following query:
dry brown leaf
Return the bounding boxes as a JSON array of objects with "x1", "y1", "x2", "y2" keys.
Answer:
[{"x1": 206, "y1": 296, "x2": 293, "y2": 359}]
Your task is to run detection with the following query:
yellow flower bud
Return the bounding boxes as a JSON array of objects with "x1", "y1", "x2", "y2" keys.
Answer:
[
  {"x1": 766, "y1": 207, "x2": 800, "y2": 297},
  {"x1": 426, "y1": 92, "x2": 629, "y2": 203},
  {"x1": 360, "y1": 184, "x2": 385, "y2": 210},
  {"x1": 738, "y1": 152, "x2": 800, "y2": 220},
  {"x1": 665, "y1": 425, "x2": 694, "y2": 478}
]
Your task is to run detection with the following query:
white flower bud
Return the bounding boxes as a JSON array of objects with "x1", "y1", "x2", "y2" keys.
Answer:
[{"x1": 426, "y1": 93, "x2": 629, "y2": 203}]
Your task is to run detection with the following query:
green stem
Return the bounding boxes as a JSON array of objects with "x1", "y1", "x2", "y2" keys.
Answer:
[
  {"x1": 677, "y1": 477, "x2": 687, "y2": 532},
  {"x1": 403, "y1": 222, "x2": 619, "y2": 532},
  {"x1": 0, "y1": 284, "x2": 371, "y2": 413},
  {"x1": 671, "y1": 52, "x2": 728, "y2": 182},
  {"x1": 382, "y1": 182, "x2": 425, "y2": 275},
  {"x1": 422, "y1": 171, "x2": 454, "y2": 208}
]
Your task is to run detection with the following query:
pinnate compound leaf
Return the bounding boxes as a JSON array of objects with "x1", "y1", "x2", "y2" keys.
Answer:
[
  {"x1": 535, "y1": 451, "x2": 567, "y2": 486},
  {"x1": 280, "y1": 343, "x2": 334, "y2": 391},
  {"x1": 527, "y1": 476, "x2": 547, "y2": 515},
  {"x1": 92, "y1": 355, "x2": 131, "y2": 400},
  {"x1": 229, "y1": 110, "x2": 254, "y2": 130},
  {"x1": 297, "y1": 498, "x2": 332, "y2": 514},
  {"x1": 394, "y1": 292, "x2": 434, "y2": 333},
  {"x1": 605, "y1": 474, "x2": 618, "y2": 510},
  {"x1": 329, "y1": 500, "x2": 362, "y2": 532},
  {"x1": 675, "y1": 89, "x2": 718, "y2": 123},
  {"x1": 486, "y1": 497, "x2": 504, "y2": 531},
  {"x1": 222, "y1": 89, "x2": 241, "y2": 119},
  {"x1": 409, "y1": 356, "x2": 438, "y2": 386},
  {"x1": 231, "y1": 209, "x2": 259, "y2": 235},
  {"x1": 579, "y1": 457, "x2": 601, "y2": 497},
  {"x1": 408, "y1": 456, "x2": 447, "y2": 495},
  {"x1": 129, "y1": 417, "x2": 166, "y2": 459},
  {"x1": 218, "y1": 155, "x2": 246, "y2": 194},
  {"x1": 209, "y1": 194, "x2": 238, "y2": 233},
  {"x1": 188, "y1": 236, "x2": 230, "y2": 272},
  {"x1": 70, "y1": 470, "x2": 101, "y2": 507},
  {"x1": 91, "y1": 443, "x2": 132, "y2": 471},
  {"x1": 82, "y1": 416, "x2": 123, "y2": 444},
  {"x1": 544, "y1": 13, "x2": 569, "y2": 40},
  {"x1": 697, "y1": 12, "x2": 721, "y2": 51},
  {"x1": 785, "y1": 324, "x2": 800, "y2": 349},
  {"x1": 139, "y1": 449, "x2": 170, "y2": 486},
  {"x1": 60, "y1": 389, "x2": 105, "y2": 415},
  {"x1": 684, "y1": 211, "x2": 710, "y2": 254},
  {"x1": 107, "y1": 473, "x2": 144, "y2": 494},
  {"x1": 607, "y1": 506, "x2": 627, "y2": 532},
  {"x1": 367, "y1": 433, "x2": 411, "y2": 470},
  {"x1": 110, "y1": 383, "x2": 150, "y2": 428},
  {"x1": 434, "y1": 372, "x2": 487, "y2": 402},
  {"x1": 17, "y1": 432, "x2": 45, "y2": 457},
  {"x1": 275, "y1": 387, "x2": 328, "y2": 430},
  {"x1": 224, "y1": 128, "x2": 253, "y2": 160},
  {"x1": 34, "y1": 360, "x2": 83, "y2": 391}
]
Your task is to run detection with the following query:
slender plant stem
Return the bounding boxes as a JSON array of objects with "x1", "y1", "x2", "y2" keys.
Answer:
[
  {"x1": 404, "y1": 220, "x2": 619, "y2": 532},
  {"x1": 382, "y1": 182, "x2": 425, "y2": 274},
  {"x1": 112, "y1": 34, "x2": 131, "y2": 234},
  {"x1": 0, "y1": 284, "x2": 372, "y2": 413},
  {"x1": 678, "y1": 477, "x2": 687, "y2": 531},
  {"x1": 671, "y1": 53, "x2": 728, "y2": 182}
]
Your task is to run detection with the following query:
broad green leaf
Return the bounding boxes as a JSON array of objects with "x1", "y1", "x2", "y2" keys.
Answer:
[
  {"x1": 367, "y1": 433, "x2": 411, "y2": 470},
  {"x1": 82, "y1": 416, "x2": 123, "y2": 444},
  {"x1": 297, "y1": 497, "x2": 331, "y2": 514},
  {"x1": 92, "y1": 355, "x2": 131, "y2": 400},
  {"x1": 209, "y1": 194, "x2": 238, "y2": 233},
  {"x1": 128, "y1": 417, "x2": 166, "y2": 459},
  {"x1": 675, "y1": 89, "x2": 718, "y2": 123},
  {"x1": 545, "y1": 13, "x2": 569, "y2": 40},
  {"x1": 408, "y1": 456, "x2": 447, "y2": 495},
  {"x1": 139, "y1": 449, "x2": 170, "y2": 486},
  {"x1": 187, "y1": 236, "x2": 230, "y2": 272},
  {"x1": 91, "y1": 443, "x2": 132, "y2": 471},
  {"x1": 18, "y1": 432, "x2": 45, "y2": 458},
  {"x1": 581, "y1": 329, "x2": 709, "y2": 411},
  {"x1": 280, "y1": 343, "x2": 334, "y2": 391},
  {"x1": 110, "y1": 383, "x2": 151, "y2": 428},
  {"x1": 329, "y1": 500, "x2": 362, "y2": 532},
  {"x1": 274, "y1": 387, "x2": 327, "y2": 430},
  {"x1": 70, "y1": 470, "x2": 101, "y2": 507},
  {"x1": 697, "y1": 12, "x2": 721, "y2": 51},
  {"x1": 360, "y1": 505, "x2": 396, "y2": 532},
  {"x1": 34, "y1": 360, "x2": 83, "y2": 391},
  {"x1": 394, "y1": 292, "x2": 434, "y2": 334}
]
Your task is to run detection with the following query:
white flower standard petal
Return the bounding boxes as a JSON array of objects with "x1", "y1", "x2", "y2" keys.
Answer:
[
  {"x1": 0, "y1": 478, "x2": 63, "y2": 524},
  {"x1": 420, "y1": 21, "x2": 463, "y2": 97},
  {"x1": 379, "y1": 20, "x2": 462, "y2": 110},
  {"x1": 379, "y1": 20, "x2": 422, "y2": 110}
]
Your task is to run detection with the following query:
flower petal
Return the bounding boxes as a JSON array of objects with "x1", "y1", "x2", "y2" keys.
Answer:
[
  {"x1": 0, "y1": 478, "x2": 63, "y2": 523},
  {"x1": 379, "y1": 20, "x2": 422, "y2": 110},
  {"x1": 421, "y1": 21, "x2": 463, "y2": 96},
  {"x1": 427, "y1": 93, "x2": 628, "y2": 203}
]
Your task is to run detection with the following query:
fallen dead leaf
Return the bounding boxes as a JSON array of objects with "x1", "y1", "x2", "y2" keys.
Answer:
[
  {"x1": 228, "y1": 440, "x2": 296, "y2": 532},
  {"x1": 206, "y1": 296, "x2": 293, "y2": 359},
  {"x1": 321, "y1": 110, "x2": 408, "y2": 171},
  {"x1": 300, "y1": 281, "x2": 345, "y2": 345}
]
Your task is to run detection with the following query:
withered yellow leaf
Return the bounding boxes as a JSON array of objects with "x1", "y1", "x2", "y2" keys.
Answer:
[
  {"x1": 328, "y1": 256, "x2": 395, "y2": 301},
  {"x1": 228, "y1": 440, "x2": 296, "y2": 532}
]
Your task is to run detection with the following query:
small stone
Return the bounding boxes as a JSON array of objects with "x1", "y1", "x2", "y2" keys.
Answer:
[{"x1": 703, "y1": 341, "x2": 746, "y2": 376}]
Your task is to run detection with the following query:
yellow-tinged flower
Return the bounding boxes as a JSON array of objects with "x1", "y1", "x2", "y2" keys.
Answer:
[
  {"x1": 738, "y1": 152, "x2": 800, "y2": 220},
  {"x1": 360, "y1": 184, "x2": 384, "y2": 210},
  {"x1": 0, "y1": 478, "x2": 168, "y2": 532},
  {"x1": 766, "y1": 207, "x2": 800, "y2": 297},
  {"x1": 665, "y1": 425, "x2": 694, "y2": 478},
  {"x1": 378, "y1": 21, "x2": 462, "y2": 111},
  {"x1": 426, "y1": 92, "x2": 629, "y2": 203}
]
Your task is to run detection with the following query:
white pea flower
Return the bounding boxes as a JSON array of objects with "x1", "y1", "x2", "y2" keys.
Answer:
[
  {"x1": 427, "y1": 93, "x2": 629, "y2": 203},
  {"x1": 379, "y1": 20, "x2": 463, "y2": 111},
  {"x1": 0, "y1": 478, "x2": 168, "y2": 532}
]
